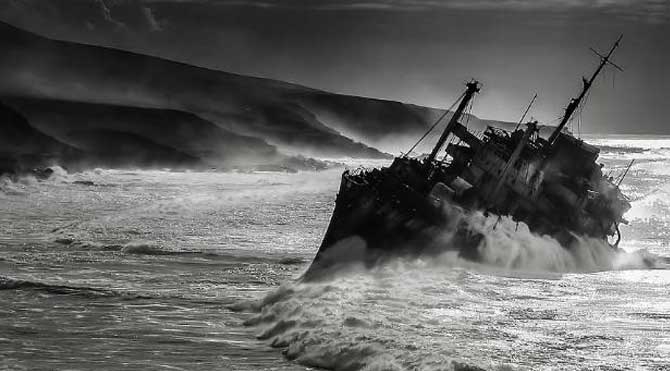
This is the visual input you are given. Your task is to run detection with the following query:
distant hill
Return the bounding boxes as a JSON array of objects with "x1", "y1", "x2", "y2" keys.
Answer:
[
  {"x1": 0, "y1": 21, "x2": 390, "y2": 160},
  {"x1": 0, "y1": 20, "x2": 527, "y2": 172},
  {"x1": 0, "y1": 97, "x2": 329, "y2": 173},
  {"x1": 0, "y1": 100, "x2": 82, "y2": 173},
  {"x1": 3, "y1": 97, "x2": 277, "y2": 165}
]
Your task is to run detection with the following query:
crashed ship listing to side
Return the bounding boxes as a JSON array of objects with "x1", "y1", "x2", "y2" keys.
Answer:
[{"x1": 306, "y1": 37, "x2": 632, "y2": 277}]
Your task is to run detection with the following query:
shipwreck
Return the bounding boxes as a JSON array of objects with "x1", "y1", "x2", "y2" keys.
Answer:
[{"x1": 306, "y1": 37, "x2": 632, "y2": 277}]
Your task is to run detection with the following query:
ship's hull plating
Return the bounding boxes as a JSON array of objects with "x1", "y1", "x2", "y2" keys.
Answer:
[{"x1": 304, "y1": 171, "x2": 480, "y2": 279}]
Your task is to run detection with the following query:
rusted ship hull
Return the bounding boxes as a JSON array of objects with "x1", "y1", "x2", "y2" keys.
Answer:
[
  {"x1": 305, "y1": 170, "x2": 479, "y2": 279},
  {"x1": 305, "y1": 161, "x2": 616, "y2": 280}
]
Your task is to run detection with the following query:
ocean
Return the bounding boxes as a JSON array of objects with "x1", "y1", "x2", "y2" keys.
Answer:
[{"x1": 1, "y1": 137, "x2": 669, "y2": 371}]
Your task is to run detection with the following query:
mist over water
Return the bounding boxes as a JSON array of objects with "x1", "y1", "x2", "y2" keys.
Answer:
[{"x1": 2, "y1": 137, "x2": 670, "y2": 370}]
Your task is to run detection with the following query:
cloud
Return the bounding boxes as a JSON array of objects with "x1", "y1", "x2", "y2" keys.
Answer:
[
  {"x1": 94, "y1": 0, "x2": 128, "y2": 30},
  {"x1": 141, "y1": 5, "x2": 163, "y2": 31},
  {"x1": 0, "y1": 0, "x2": 166, "y2": 34},
  {"x1": 102, "y1": 0, "x2": 166, "y2": 32},
  {"x1": 185, "y1": 0, "x2": 668, "y2": 22}
]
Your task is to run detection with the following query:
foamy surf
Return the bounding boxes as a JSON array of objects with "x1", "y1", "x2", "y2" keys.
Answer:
[
  {"x1": 244, "y1": 249, "x2": 670, "y2": 371},
  {"x1": 243, "y1": 194, "x2": 670, "y2": 371}
]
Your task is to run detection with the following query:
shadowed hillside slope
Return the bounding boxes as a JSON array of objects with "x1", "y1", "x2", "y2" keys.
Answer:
[
  {"x1": 0, "y1": 21, "x2": 389, "y2": 159},
  {"x1": 0, "y1": 100, "x2": 82, "y2": 173},
  {"x1": 3, "y1": 97, "x2": 275, "y2": 163},
  {"x1": 0, "y1": 20, "x2": 525, "y2": 163},
  {"x1": 1, "y1": 97, "x2": 328, "y2": 173}
]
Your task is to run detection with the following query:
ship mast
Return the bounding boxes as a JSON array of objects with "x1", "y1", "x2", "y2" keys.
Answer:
[
  {"x1": 546, "y1": 35, "x2": 623, "y2": 145},
  {"x1": 426, "y1": 80, "x2": 480, "y2": 164}
]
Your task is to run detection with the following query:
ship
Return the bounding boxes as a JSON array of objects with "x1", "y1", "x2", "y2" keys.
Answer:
[{"x1": 304, "y1": 36, "x2": 633, "y2": 279}]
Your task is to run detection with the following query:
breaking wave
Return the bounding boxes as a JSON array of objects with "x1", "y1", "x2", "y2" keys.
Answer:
[
  {"x1": 0, "y1": 174, "x2": 27, "y2": 195},
  {"x1": 120, "y1": 241, "x2": 172, "y2": 255},
  {"x1": 240, "y1": 204, "x2": 667, "y2": 371},
  {"x1": 463, "y1": 211, "x2": 659, "y2": 273},
  {"x1": 308, "y1": 204, "x2": 662, "y2": 280},
  {"x1": 0, "y1": 170, "x2": 46, "y2": 194},
  {"x1": 277, "y1": 257, "x2": 308, "y2": 265},
  {"x1": 243, "y1": 242, "x2": 664, "y2": 371},
  {"x1": 0, "y1": 166, "x2": 110, "y2": 193},
  {"x1": 0, "y1": 275, "x2": 151, "y2": 299},
  {"x1": 241, "y1": 263, "x2": 525, "y2": 371},
  {"x1": 53, "y1": 238, "x2": 308, "y2": 266},
  {"x1": 62, "y1": 239, "x2": 200, "y2": 256}
]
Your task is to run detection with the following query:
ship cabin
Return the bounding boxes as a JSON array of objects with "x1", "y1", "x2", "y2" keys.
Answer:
[{"x1": 436, "y1": 121, "x2": 630, "y2": 242}]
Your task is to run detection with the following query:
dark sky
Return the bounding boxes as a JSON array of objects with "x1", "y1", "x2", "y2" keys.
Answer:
[{"x1": 2, "y1": 0, "x2": 669, "y2": 133}]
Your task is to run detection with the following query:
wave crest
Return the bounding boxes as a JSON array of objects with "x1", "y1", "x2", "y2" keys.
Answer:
[
  {"x1": 245, "y1": 208, "x2": 667, "y2": 370},
  {"x1": 463, "y1": 211, "x2": 658, "y2": 273},
  {"x1": 0, "y1": 275, "x2": 150, "y2": 299},
  {"x1": 242, "y1": 268, "x2": 522, "y2": 371}
]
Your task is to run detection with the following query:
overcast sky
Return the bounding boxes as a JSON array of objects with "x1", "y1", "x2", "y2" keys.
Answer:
[{"x1": 2, "y1": 0, "x2": 669, "y2": 133}]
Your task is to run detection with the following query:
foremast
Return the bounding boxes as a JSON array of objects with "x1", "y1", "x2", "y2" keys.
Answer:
[
  {"x1": 547, "y1": 35, "x2": 623, "y2": 145},
  {"x1": 426, "y1": 81, "x2": 481, "y2": 164}
]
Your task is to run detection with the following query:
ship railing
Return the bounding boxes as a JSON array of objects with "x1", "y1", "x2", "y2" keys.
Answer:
[
  {"x1": 348, "y1": 167, "x2": 369, "y2": 177},
  {"x1": 485, "y1": 126, "x2": 512, "y2": 138},
  {"x1": 345, "y1": 167, "x2": 374, "y2": 186}
]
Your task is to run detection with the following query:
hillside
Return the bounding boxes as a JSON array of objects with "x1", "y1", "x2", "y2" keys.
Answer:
[
  {"x1": 0, "y1": 100, "x2": 82, "y2": 173},
  {"x1": 3, "y1": 97, "x2": 279, "y2": 164},
  {"x1": 1, "y1": 97, "x2": 332, "y2": 173},
  {"x1": 0, "y1": 20, "x2": 527, "y2": 170},
  {"x1": 0, "y1": 21, "x2": 391, "y2": 159}
]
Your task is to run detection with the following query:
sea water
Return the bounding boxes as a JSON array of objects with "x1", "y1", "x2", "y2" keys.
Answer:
[{"x1": 1, "y1": 138, "x2": 669, "y2": 371}]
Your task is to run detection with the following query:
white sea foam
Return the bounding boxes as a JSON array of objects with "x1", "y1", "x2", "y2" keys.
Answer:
[
  {"x1": 245, "y1": 195, "x2": 667, "y2": 370},
  {"x1": 462, "y1": 211, "x2": 657, "y2": 273},
  {"x1": 0, "y1": 174, "x2": 28, "y2": 195}
]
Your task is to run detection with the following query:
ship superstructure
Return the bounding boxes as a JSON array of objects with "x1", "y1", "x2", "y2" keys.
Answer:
[{"x1": 306, "y1": 37, "x2": 631, "y2": 276}]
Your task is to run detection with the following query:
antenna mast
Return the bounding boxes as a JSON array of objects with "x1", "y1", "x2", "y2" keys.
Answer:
[
  {"x1": 514, "y1": 93, "x2": 538, "y2": 131},
  {"x1": 616, "y1": 159, "x2": 635, "y2": 187},
  {"x1": 547, "y1": 35, "x2": 624, "y2": 145}
]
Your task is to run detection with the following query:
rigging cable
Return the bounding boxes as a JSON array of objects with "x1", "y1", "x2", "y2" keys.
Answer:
[
  {"x1": 514, "y1": 93, "x2": 538, "y2": 131},
  {"x1": 440, "y1": 137, "x2": 456, "y2": 164},
  {"x1": 443, "y1": 91, "x2": 476, "y2": 163},
  {"x1": 464, "y1": 93, "x2": 476, "y2": 128},
  {"x1": 404, "y1": 90, "x2": 467, "y2": 156},
  {"x1": 579, "y1": 89, "x2": 593, "y2": 138}
]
